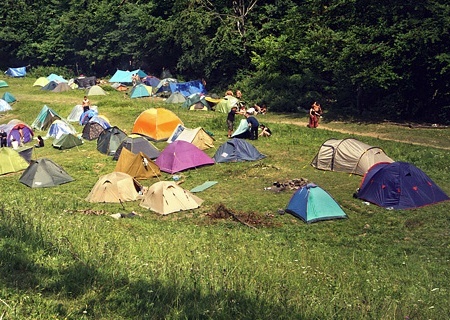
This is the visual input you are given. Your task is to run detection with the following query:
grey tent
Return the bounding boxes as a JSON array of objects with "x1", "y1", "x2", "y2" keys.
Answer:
[
  {"x1": 311, "y1": 138, "x2": 394, "y2": 176},
  {"x1": 52, "y1": 82, "x2": 71, "y2": 92},
  {"x1": 41, "y1": 81, "x2": 59, "y2": 91},
  {"x1": 97, "y1": 126, "x2": 127, "y2": 156},
  {"x1": 19, "y1": 158, "x2": 74, "y2": 188},
  {"x1": 113, "y1": 134, "x2": 161, "y2": 160},
  {"x1": 213, "y1": 138, "x2": 265, "y2": 163},
  {"x1": 52, "y1": 133, "x2": 83, "y2": 150},
  {"x1": 166, "y1": 91, "x2": 186, "y2": 104}
]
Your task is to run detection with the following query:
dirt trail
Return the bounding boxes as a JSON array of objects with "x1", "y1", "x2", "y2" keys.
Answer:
[{"x1": 278, "y1": 119, "x2": 450, "y2": 151}]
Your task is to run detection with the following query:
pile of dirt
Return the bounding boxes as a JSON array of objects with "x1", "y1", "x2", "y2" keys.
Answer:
[
  {"x1": 206, "y1": 204, "x2": 279, "y2": 228},
  {"x1": 264, "y1": 178, "x2": 309, "y2": 192}
]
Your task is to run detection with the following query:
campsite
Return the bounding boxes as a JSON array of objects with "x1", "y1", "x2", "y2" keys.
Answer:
[{"x1": 0, "y1": 76, "x2": 449, "y2": 319}]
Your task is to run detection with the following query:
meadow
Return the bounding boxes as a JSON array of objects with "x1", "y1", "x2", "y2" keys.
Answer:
[{"x1": 0, "y1": 76, "x2": 449, "y2": 319}]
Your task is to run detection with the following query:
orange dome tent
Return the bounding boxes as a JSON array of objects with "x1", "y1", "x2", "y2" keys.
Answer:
[{"x1": 132, "y1": 108, "x2": 183, "y2": 141}]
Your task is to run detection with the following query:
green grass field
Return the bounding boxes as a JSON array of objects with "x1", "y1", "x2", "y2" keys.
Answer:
[{"x1": 1, "y1": 76, "x2": 449, "y2": 319}]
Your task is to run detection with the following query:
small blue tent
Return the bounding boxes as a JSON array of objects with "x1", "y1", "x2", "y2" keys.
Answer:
[
  {"x1": 213, "y1": 138, "x2": 265, "y2": 163},
  {"x1": 5, "y1": 67, "x2": 26, "y2": 77},
  {"x1": 2, "y1": 92, "x2": 17, "y2": 104},
  {"x1": 109, "y1": 69, "x2": 147, "y2": 83},
  {"x1": 129, "y1": 84, "x2": 150, "y2": 98},
  {"x1": 169, "y1": 80, "x2": 206, "y2": 97},
  {"x1": 47, "y1": 74, "x2": 67, "y2": 83},
  {"x1": 356, "y1": 162, "x2": 450, "y2": 209},
  {"x1": 285, "y1": 183, "x2": 347, "y2": 223},
  {"x1": 79, "y1": 109, "x2": 99, "y2": 125}
]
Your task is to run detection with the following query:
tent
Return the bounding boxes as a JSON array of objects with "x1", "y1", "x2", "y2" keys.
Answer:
[
  {"x1": 79, "y1": 109, "x2": 99, "y2": 125},
  {"x1": 5, "y1": 66, "x2": 26, "y2": 77},
  {"x1": 214, "y1": 96, "x2": 239, "y2": 113},
  {"x1": 67, "y1": 104, "x2": 98, "y2": 122},
  {"x1": 19, "y1": 158, "x2": 73, "y2": 188},
  {"x1": 140, "y1": 181, "x2": 203, "y2": 215},
  {"x1": 46, "y1": 120, "x2": 76, "y2": 139},
  {"x1": 52, "y1": 82, "x2": 72, "y2": 92},
  {"x1": 129, "y1": 83, "x2": 151, "y2": 98},
  {"x1": 169, "y1": 80, "x2": 206, "y2": 97},
  {"x1": 0, "y1": 148, "x2": 29, "y2": 175},
  {"x1": 311, "y1": 138, "x2": 394, "y2": 176},
  {"x1": 356, "y1": 161, "x2": 450, "y2": 210},
  {"x1": 155, "y1": 140, "x2": 214, "y2": 174},
  {"x1": 17, "y1": 146, "x2": 34, "y2": 163},
  {"x1": 143, "y1": 75, "x2": 160, "y2": 88},
  {"x1": 0, "y1": 80, "x2": 9, "y2": 88},
  {"x1": 33, "y1": 77, "x2": 50, "y2": 87},
  {"x1": 167, "y1": 125, "x2": 214, "y2": 150},
  {"x1": 0, "y1": 120, "x2": 34, "y2": 147},
  {"x1": 182, "y1": 93, "x2": 209, "y2": 110},
  {"x1": 86, "y1": 85, "x2": 107, "y2": 96},
  {"x1": 113, "y1": 134, "x2": 161, "y2": 161},
  {"x1": 47, "y1": 74, "x2": 67, "y2": 83},
  {"x1": 82, "y1": 122, "x2": 105, "y2": 141},
  {"x1": 109, "y1": 69, "x2": 147, "y2": 83},
  {"x1": 52, "y1": 133, "x2": 83, "y2": 150},
  {"x1": 165, "y1": 91, "x2": 186, "y2": 104},
  {"x1": 88, "y1": 115, "x2": 110, "y2": 129},
  {"x1": 0, "y1": 99, "x2": 12, "y2": 112},
  {"x1": 86, "y1": 172, "x2": 143, "y2": 203},
  {"x1": 41, "y1": 81, "x2": 59, "y2": 91},
  {"x1": 74, "y1": 76, "x2": 96, "y2": 88},
  {"x1": 155, "y1": 78, "x2": 177, "y2": 96},
  {"x1": 285, "y1": 183, "x2": 348, "y2": 223},
  {"x1": 111, "y1": 83, "x2": 128, "y2": 91},
  {"x1": 2, "y1": 92, "x2": 17, "y2": 104},
  {"x1": 132, "y1": 108, "x2": 183, "y2": 142},
  {"x1": 114, "y1": 148, "x2": 161, "y2": 179},
  {"x1": 213, "y1": 138, "x2": 266, "y2": 163},
  {"x1": 97, "y1": 126, "x2": 127, "y2": 156},
  {"x1": 231, "y1": 119, "x2": 251, "y2": 139},
  {"x1": 31, "y1": 105, "x2": 62, "y2": 131}
]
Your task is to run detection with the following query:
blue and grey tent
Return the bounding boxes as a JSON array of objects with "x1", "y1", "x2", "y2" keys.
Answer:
[
  {"x1": 41, "y1": 81, "x2": 59, "y2": 91},
  {"x1": 5, "y1": 67, "x2": 26, "y2": 77},
  {"x1": 31, "y1": 105, "x2": 62, "y2": 131},
  {"x1": 2, "y1": 92, "x2": 17, "y2": 104},
  {"x1": 169, "y1": 80, "x2": 206, "y2": 97},
  {"x1": 213, "y1": 138, "x2": 265, "y2": 163},
  {"x1": 285, "y1": 183, "x2": 347, "y2": 223}
]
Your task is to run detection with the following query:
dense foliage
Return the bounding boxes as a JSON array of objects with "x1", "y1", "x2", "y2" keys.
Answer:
[{"x1": 1, "y1": 0, "x2": 449, "y2": 122}]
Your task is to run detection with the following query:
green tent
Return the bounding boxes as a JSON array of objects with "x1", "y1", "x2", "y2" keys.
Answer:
[
  {"x1": 215, "y1": 96, "x2": 239, "y2": 113},
  {"x1": 86, "y1": 85, "x2": 107, "y2": 96},
  {"x1": 2, "y1": 92, "x2": 17, "y2": 104},
  {"x1": 0, "y1": 80, "x2": 9, "y2": 88},
  {"x1": 31, "y1": 105, "x2": 62, "y2": 131},
  {"x1": 19, "y1": 158, "x2": 74, "y2": 188},
  {"x1": 0, "y1": 148, "x2": 29, "y2": 175},
  {"x1": 129, "y1": 84, "x2": 151, "y2": 98},
  {"x1": 52, "y1": 133, "x2": 83, "y2": 150}
]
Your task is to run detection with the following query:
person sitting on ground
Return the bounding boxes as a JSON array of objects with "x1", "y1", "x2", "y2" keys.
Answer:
[
  {"x1": 254, "y1": 101, "x2": 268, "y2": 114},
  {"x1": 245, "y1": 112, "x2": 260, "y2": 140},
  {"x1": 259, "y1": 124, "x2": 272, "y2": 137},
  {"x1": 34, "y1": 135, "x2": 44, "y2": 148}
]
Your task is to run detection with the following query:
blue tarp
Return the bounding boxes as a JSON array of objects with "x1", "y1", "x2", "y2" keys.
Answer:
[
  {"x1": 169, "y1": 80, "x2": 206, "y2": 97},
  {"x1": 47, "y1": 74, "x2": 68, "y2": 83},
  {"x1": 5, "y1": 67, "x2": 26, "y2": 77},
  {"x1": 109, "y1": 69, "x2": 147, "y2": 83}
]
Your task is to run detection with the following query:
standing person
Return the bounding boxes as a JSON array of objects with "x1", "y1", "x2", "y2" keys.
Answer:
[
  {"x1": 82, "y1": 96, "x2": 90, "y2": 112},
  {"x1": 308, "y1": 101, "x2": 322, "y2": 128},
  {"x1": 245, "y1": 112, "x2": 260, "y2": 140},
  {"x1": 0, "y1": 130, "x2": 7, "y2": 147},
  {"x1": 227, "y1": 106, "x2": 240, "y2": 138}
]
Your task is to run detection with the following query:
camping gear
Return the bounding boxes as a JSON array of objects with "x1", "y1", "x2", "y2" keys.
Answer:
[
  {"x1": 285, "y1": 183, "x2": 347, "y2": 223},
  {"x1": 167, "y1": 125, "x2": 214, "y2": 150},
  {"x1": 82, "y1": 122, "x2": 105, "y2": 141},
  {"x1": 85, "y1": 85, "x2": 107, "y2": 96},
  {"x1": 52, "y1": 133, "x2": 83, "y2": 150},
  {"x1": 31, "y1": 105, "x2": 62, "y2": 131},
  {"x1": 0, "y1": 99, "x2": 12, "y2": 112},
  {"x1": 155, "y1": 78, "x2": 177, "y2": 96},
  {"x1": 47, "y1": 74, "x2": 67, "y2": 83},
  {"x1": 96, "y1": 126, "x2": 127, "y2": 156},
  {"x1": 214, "y1": 96, "x2": 239, "y2": 113},
  {"x1": 0, "y1": 148, "x2": 29, "y2": 175},
  {"x1": 190, "y1": 181, "x2": 218, "y2": 193},
  {"x1": 19, "y1": 158, "x2": 73, "y2": 188},
  {"x1": 109, "y1": 69, "x2": 147, "y2": 83},
  {"x1": 41, "y1": 81, "x2": 59, "y2": 91},
  {"x1": 17, "y1": 146, "x2": 34, "y2": 163},
  {"x1": 113, "y1": 134, "x2": 161, "y2": 160},
  {"x1": 181, "y1": 93, "x2": 209, "y2": 110},
  {"x1": 114, "y1": 148, "x2": 161, "y2": 179},
  {"x1": 46, "y1": 120, "x2": 76, "y2": 139},
  {"x1": 311, "y1": 138, "x2": 394, "y2": 176},
  {"x1": 74, "y1": 76, "x2": 96, "y2": 88},
  {"x1": 140, "y1": 181, "x2": 203, "y2": 215},
  {"x1": 129, "y1": 83, "x2": 151, "y2": 98},
  {"x1": 2, "y1": 92, "x2": 17, "y2": 104},
  {"x1": 166, "y1": 91, "x2": 186, "y2": 104},
  {"x1": 52, "y1": 82, "x2": 71, "y2": 92},
  {"x1": 132, "y1": 108, "x2": 183, "y2": 141},
  {"x1": 0, "y1": 120, "x2": 34, "y2": 147},
  {"x1": 155, "y1": 140, "x2": 214, "y2": 174},
  {"x1": 169, "y1": 80, "x2": 206, "y2": 97},
  {"x1": 67, "y1": 105, "x2": 98, "y2": 122},
  {"x1": 231, "y1": 118, "x2": 251, "y2": 139},
  {"x1": 0, "y1": 80, "x2": 9, "y2": 88},
  {"x1": 86, "y1": 172, "x2": 143, "y2": 203},
  {"x1": 356, "y1": 161, "x2": 450, "y2": 209},
  {"x1": 5, "y1": 66, "x2": 26, "y2": 77},
  {"x1": 33, "y1": 77, "x2": 50, "y2": 87},
  {"x1": 213, "y1": 138, "x2": 265, "y2": 163},
  {"x1": 79, "y1": 109, "x2": 99, "y2": 125},
  {"x1": 142, "y1": 75, "x2": 160, "y2": 88}
]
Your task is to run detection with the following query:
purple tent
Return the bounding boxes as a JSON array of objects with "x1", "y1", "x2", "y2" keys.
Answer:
[{"x1": 155, "y1": 140, "x2": 214, "y2": 174}]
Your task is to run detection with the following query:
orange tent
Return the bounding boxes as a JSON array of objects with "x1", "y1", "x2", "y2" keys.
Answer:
[{"x1": 132, "y1": 108, "x2": 183, "y2": 141}]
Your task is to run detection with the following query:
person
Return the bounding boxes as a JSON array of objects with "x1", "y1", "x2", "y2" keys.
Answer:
[
  {"x1": 227, "y1": 106, "x2": 240, "y2": 138},
  {"x1": 18, "y1": 128, "x2": 24, "y2": 145},
  {"x1": 236, "y1": 90, "x2": 242, "y2": 100},
  {"x1": 0, "y1": 130, "x2": 7, "y2": 147},
  {"x1": 245, "y1": 112, "x2": 259, "y2": 140},
  {"x1": 34, "y1": 135, "x2": 44, "y2": 148},
  {"x1": 225, "y1": 90, "x2": 234, "y2": 97},
  {"x1": 82, "y1": 96, "x2": 90, "y2": 112},
  {"x1": 254, "y1": 101, "x2": 268, "y2": 115},
  {"x1": 308, "y1": 101, "x2": 322, "y2": 128},
  {"x1": 259, "y1": 124, "x2": 272, "y2": 137}
]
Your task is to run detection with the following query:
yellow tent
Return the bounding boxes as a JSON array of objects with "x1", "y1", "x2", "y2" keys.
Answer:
[
  {"x1": 114, "y1": 148, "x2": 160, "y2": 179},
  {"x1": 86, "y1": 172, "x2": 143, "y2": 203}
]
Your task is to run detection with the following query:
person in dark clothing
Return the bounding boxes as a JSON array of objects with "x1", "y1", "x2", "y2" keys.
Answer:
[
  {"x1": 0, "y1": 130, "x2": 7, "y2": 147},
  {"x1": 245, "y1": 112, "x2": 260, "y2": 140},
  {"x1": 227, "y1": 106, "x2": 241, "y2": 138},
  {"x1": 34, "y1": 135, "x2": 44, "y2": 148},
  {"x1": 259, "y1": 124, "x2": 272, "y2": 137}
]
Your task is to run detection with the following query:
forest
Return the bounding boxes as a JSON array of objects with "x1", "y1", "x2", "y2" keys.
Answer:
[{"x1": 1, "y1": 0, "x2": 449, "y2": 123}]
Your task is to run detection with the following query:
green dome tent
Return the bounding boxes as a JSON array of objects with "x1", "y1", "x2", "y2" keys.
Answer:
[
  {"x1": 0, "y1": 148, "x2": 29, "y2": 175},
  {"x1": 52, "y1": 133, "x2": 83, "y2": 150}
]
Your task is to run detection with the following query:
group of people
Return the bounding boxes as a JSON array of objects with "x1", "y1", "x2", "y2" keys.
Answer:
[
  {"x1": 225, "y1": 90, "x2": 268, "y2": 116},
  {"x1": 227, "y1": 105, "x2": 272, "y2": 140}
]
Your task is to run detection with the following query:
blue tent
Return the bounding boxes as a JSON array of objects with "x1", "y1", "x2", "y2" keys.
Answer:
[
  {"x1": 213, "y1": 138, "x2": 265, "y2": 163},
  {"x1": 286, "y1": 183, "x2": 347, "y2": 223},
  {"x1": 2, "y1": 92, "x2": 17, "y2": 104},
  {"x1": 169, "y1": 80, "x2": 206, "y2": 97},
  {"x1": 5, "y1": 67, "x2": 26, "y2": 77},
  {"x1": 129, "y1": 84, "x2": 150, "y2": 98},
  {"x1": 109, "y1": 69, "x2": 147, "y2": 83},
  {"x1": 79, "y1": 109, "x2": 99, "y2": 125},
  {"x1": 47, "y1": 74, "x2": 67, "y2": 83},
  {"x1": 356, "y1": 162, "x2": 449, "y2": 209},
  {"x1": 0, "y1": 99, "x2": 12, "y2": 112}
]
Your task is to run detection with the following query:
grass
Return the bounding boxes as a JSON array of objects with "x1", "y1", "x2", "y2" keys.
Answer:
[{"x1": 0, "y1": 76, "x2": 449, "y2": 319}]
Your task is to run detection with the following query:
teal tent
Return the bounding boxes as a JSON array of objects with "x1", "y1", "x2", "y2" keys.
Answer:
[
  {"x1": 215, "y1": 96, "x2": 239, "y2": 113},
  {"x1": 2, "y1": 92, "x2": 17, "y2": 104},
  {"x1": 31, "y1": 105, "x2": 62, "y2": 131},
  {"x1": 285, "y1": 183, "x2": 347, "y2": 223},
  {"x1": 129, "y1": 84, "x2": 150, "y2": 98},
  {"x1": 0, "y1": 80, "x2": 9, "y2": 88},
  {"x1": 231, "y1": 119, "x2": 250, "y2": 139}
]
